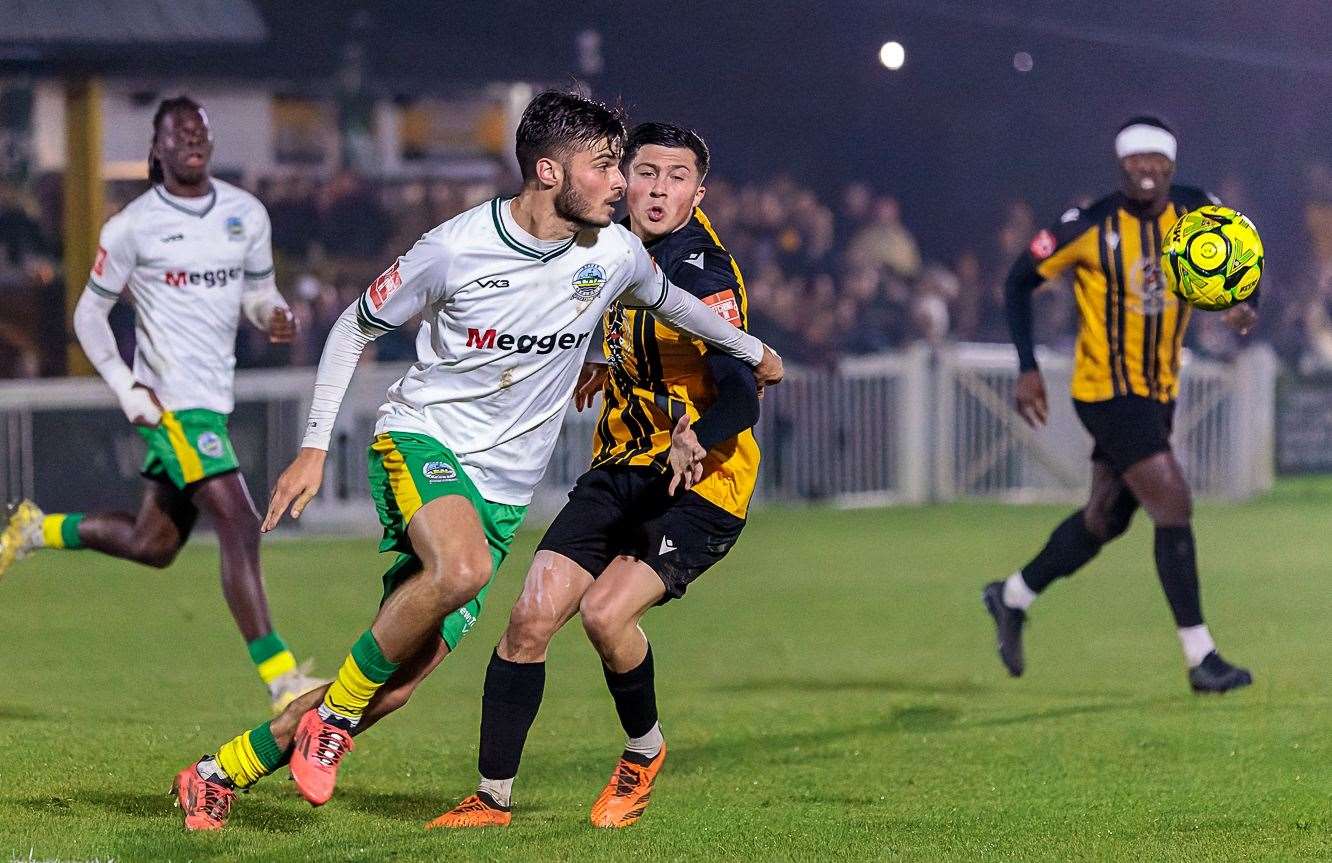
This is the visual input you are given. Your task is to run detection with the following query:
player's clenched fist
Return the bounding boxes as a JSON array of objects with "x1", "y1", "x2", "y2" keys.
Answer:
[
  {"x1": 268, "y1": 307, "x2": 298, "y2": 344},
  {"x1": 119, "y1": 382, "x2": 164, "y2": 427},
  {"x1": 262, "y1": 447, "x2": 326, "y2": 532}
]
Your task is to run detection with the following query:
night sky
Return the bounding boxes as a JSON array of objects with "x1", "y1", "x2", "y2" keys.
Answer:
[{"x1": 14, "y1": 0, "x2": 1330, "y2": 275}]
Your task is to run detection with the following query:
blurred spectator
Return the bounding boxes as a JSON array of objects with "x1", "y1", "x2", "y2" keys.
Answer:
[
  {"x1": 264, "y1": 176, "x2": 321, "y2": 258},
  {"x1": 0, "y1": 182, "x2": 60, "y2": 377},
  {"x1": 843, "y1": 195, "x2": 921, "y2": 281},
  {"x1": 1, "y1": 164, "x2": 1321, "y2": 380},
  {"x1": 318, "y1": 169, "x2": 392, "y2": 260},
  {"x1": 0, "y1": 184, "x2": 50, "y2": 266},
  {"x1": 1297, "y1": 164, "x2": 1332, "y2": 372},
  {"x1": 837, "y1": 182, "x2": 873, "y2": 242}
]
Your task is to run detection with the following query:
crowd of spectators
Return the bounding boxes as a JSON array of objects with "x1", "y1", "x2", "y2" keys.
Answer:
[{"x1": 6, "y1": 166, "x2": 1332, "y2": 380}]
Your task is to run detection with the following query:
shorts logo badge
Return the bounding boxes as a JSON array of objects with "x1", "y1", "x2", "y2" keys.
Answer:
[
  {"x1": 571, "y1": 263, "x2": 607, "y2": 302},
  {"x1": 423, "y1": 461, "x2": 457, "y2": 483},
  {"x1": 659, "y1": 536, "x2": 677, "y2": 555},
  {"x1": 197, "y1": 431, "x2": 225, "y2": 459},
  {"x1": 225, "y1": 216, "x2": 245, "y2": 241}
]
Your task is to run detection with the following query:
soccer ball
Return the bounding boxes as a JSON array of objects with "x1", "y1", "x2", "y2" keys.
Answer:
[{"x1": 1161, "y1": 205, "x2": 1263, "y2": 311}]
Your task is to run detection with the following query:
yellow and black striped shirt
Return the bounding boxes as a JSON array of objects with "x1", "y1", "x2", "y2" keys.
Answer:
[
  {"x1": 1012, "y1": 185, "x2": 1217, "y2": 403},
  {"x1": 591, "y1": 208, "x2": 760, "y2": 518}
]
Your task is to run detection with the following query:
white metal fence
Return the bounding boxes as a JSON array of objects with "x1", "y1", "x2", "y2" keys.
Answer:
[
  {"x1": 933, "y1": 343, "x2": 1277, "y2": 502},
  {"x1": 0, "y1": 344, "x2": 1277, "y2": 532}
]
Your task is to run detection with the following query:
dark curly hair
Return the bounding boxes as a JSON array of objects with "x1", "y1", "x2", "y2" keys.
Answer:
[{"x1": 514, "y1": 90, "x2": 627, "y2": 183}]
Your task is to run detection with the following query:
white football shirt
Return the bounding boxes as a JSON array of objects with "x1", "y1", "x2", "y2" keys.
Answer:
[
  {"x1": 88, "y1": 179, "x2": 275, "y2": 414},
  {"x1": 350, "y1": 196, "x2": 672, "y2": 505}
]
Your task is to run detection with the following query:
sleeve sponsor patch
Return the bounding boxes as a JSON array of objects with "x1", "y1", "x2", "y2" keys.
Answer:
[
  {"x1": 367, "y1": 262, "x2": 403, "y2": 310},
  {"x1": 703, "y1": 289, "x2": 742, "y2": 327},
  {"x1": 1029, "y1": 229, "x2": 1057, "y2": 260},
  {"x1": 92, "y1": 246, "x2": 108, "y2": 277}
]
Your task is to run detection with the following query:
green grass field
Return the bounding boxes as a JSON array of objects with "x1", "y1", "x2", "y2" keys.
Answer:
[{"x1": 1, "y1": 481, "x2": 1328, "y2": 862}]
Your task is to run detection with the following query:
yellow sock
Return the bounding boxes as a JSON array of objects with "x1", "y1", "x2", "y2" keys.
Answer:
[
  {"x1": 215, "y1": 722, "x2": 283, "y2": 789},
  {"x1": 248, "y1": 632, "x2": 297, "y2": 686},
  {"x1": 41, "y1": 513, "x2": 84, "y2": 549},
  {"x1": 321, "y1": 629, "x2": 399, "y2": 722}
]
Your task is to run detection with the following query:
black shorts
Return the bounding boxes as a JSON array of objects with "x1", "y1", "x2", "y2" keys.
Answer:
[
  {"x1": 1073, "y1": 396, "x2": 1176, "y2": 475},
  {"x1": 537, "y1": 466, "x2": 746, "y2": 603}
]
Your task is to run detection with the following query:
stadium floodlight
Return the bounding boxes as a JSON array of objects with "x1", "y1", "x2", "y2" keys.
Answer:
[{"x1": 879, "y1": 41, "x2": 906, "y2": 70}]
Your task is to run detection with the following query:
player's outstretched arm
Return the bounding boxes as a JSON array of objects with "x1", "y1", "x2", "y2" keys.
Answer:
[
  {"x1": 621, "y1": 277, "x2": 783, "y2": 387},
  {"x1": 72, "y1": 288, "x2": 163, "y2": 427},
  {"x1": 262, "y1": 302, "x2": 384, "y2": 531}
]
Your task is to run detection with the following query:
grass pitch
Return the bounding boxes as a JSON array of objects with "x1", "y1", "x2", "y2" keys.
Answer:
[{"x1": 0, "y1": 481, "x2": 1328, "y2": 861}]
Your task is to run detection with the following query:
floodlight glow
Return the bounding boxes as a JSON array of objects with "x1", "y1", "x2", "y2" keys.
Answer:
[{"x1": 879, "y1": 41, "x2": 905, "y2": 70}]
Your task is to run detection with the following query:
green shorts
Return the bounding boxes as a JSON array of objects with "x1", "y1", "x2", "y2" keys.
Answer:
[
  {"x1": 138, "y1": 408, "x2": 239, "y2": 489},
  {"x1": 367, "y1": 431, "x2": 527, "y2": 650}
]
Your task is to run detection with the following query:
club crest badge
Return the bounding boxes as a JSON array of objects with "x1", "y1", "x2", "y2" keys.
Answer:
[{"x1": 571, "y1": 263, "x2": 607, "y2": 302}]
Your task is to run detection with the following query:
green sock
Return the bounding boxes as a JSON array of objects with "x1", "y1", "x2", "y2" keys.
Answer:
[
  {"x1": 248, "y1": 632, "x2": 297, "y2": 685},
  {"x1": 215, "y1": 720, "x2": 285, "y2": 788},
  {"x1": 41, "y1": 513, "x2": 85, "y2": 550},
  {"x1": 321, "y1": 629, "x2": 399, "y2": 723}
]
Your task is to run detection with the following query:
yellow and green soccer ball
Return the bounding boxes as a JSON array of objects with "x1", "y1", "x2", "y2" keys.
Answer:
[{"x1": 1161, "y1": 205, "x2": 1263, "y2": 311}]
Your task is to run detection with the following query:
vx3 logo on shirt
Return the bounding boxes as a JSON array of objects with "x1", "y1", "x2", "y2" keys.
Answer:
[{"x1": 161, "y1": 233, "x2": 185, "y2": 243}]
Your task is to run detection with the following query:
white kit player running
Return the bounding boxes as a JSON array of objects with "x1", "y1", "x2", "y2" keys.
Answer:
[
  {"x1": 170, "y1": 90, "x2": 784, "y2": 833},
  {"x1": 0, "y1": 97, "x2": 324, "y2": 713}
]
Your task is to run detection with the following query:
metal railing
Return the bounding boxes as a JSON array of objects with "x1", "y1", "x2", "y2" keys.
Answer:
[
  {"x1": 0, "y1": 343, "x2": 1276, "y2": 532},
  {"x1": 933, "y1": 343, "x2": 1277, "y2": 502}
]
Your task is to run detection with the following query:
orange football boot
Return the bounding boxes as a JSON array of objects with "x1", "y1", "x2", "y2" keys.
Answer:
[
  {"x1": 289, "y1": 709, "x2": 354, "y2": 806},
  {"x1": 171, "y1": 762, "x2": 235, "y2": 831},
  {"x1": 589, "y1": 744, "x2": 667, "y2": 828},
  {"x1": 425, "y1": 792, "x2": 512, "y2": 829}
]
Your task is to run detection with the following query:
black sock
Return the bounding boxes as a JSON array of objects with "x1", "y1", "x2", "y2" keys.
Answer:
[
  {"x1": 603, "y1": 644, "x2": 658, "y2": 740},
  {"x1": 478, "y1": 649, "x2": 546, "y2": 781},
  {"x1": 1020, "y1": 509, "x2": 1104, "y2": 593},
  {"x1": 1154, "y1": 525, "x2": 1203, "y2": 627}
]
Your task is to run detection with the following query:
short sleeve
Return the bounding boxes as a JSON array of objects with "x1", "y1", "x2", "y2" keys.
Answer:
[
  {"x1": 356, "y1": 233, "x2": 451, "y2": 331},
  {"x1": 88, "y1": 212, "x2": 136, "y2": 299},
  {"x1": 1029, "y1": 206, "x2": 1095, "y2": 282},
  {"x1": 667, "y1": 247, "x2": 745, "y2": 329}
]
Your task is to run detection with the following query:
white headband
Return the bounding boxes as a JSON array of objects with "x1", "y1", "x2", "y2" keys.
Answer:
[{"x1": 1115, "y1": 124, "x2": 1176, "y2": 161}]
